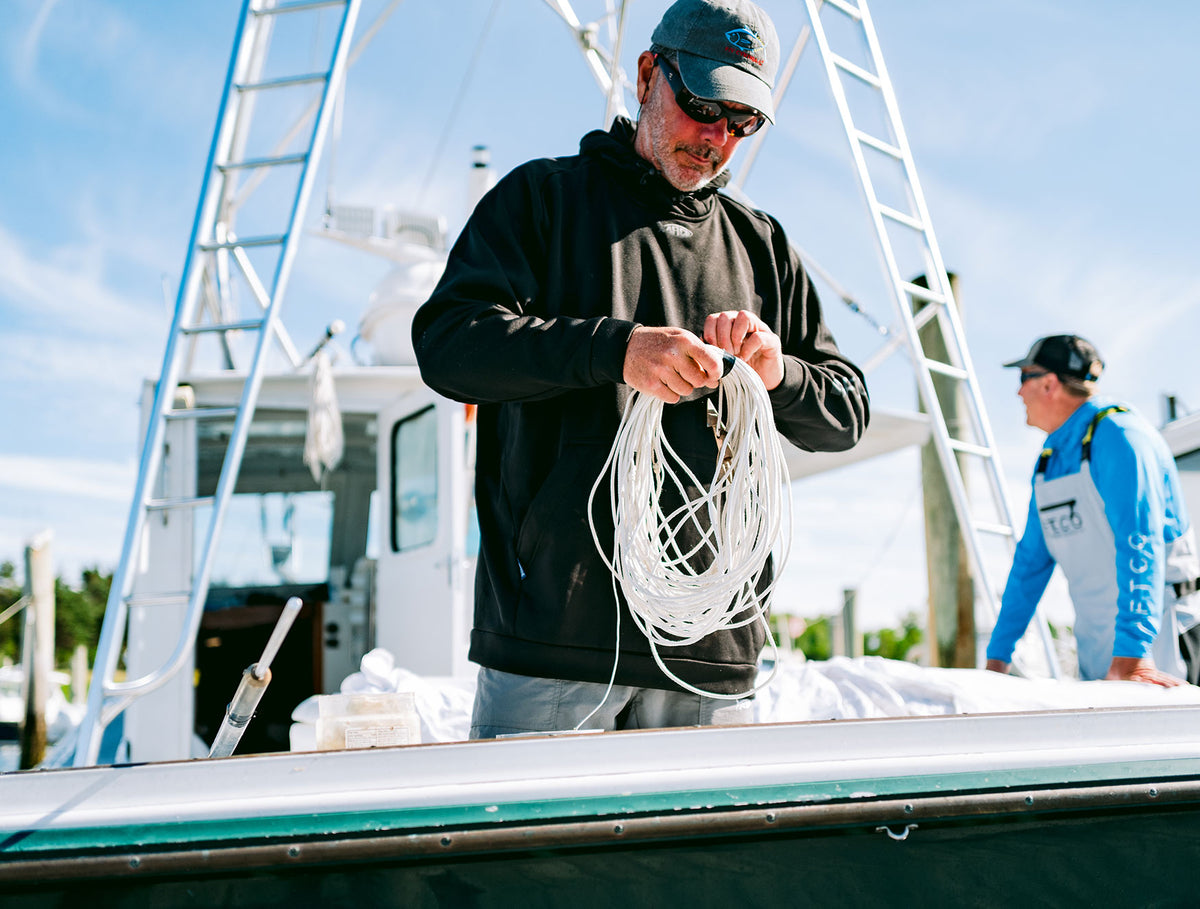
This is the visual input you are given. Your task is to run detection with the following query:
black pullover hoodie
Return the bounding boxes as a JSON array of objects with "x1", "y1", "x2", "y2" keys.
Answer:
[{"x1": 412, "y1": 118, "x2": 869, "y2": 694}]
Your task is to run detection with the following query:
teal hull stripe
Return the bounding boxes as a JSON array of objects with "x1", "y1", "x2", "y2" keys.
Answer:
[{"x1": 4, "y1": 758, "x2": 1195, "y2": 855}]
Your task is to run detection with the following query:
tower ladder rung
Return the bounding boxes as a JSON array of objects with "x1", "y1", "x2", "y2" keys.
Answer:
[
  {"x1": 902, "y1": 281, "x2": 948, "y2": 305},
  {"x1": 924, "y1": 358, "x2": 968, "y2": 380},
  {"x1": 217, "y1": 152, "x2": 308, "y2": 172},
  {"x1": 182, "y1": 319, "x2": 265, "y2": 335},
  {"x1": 165, "y1": 407, "x2": 240, "y2": 420},
  {"x1": 146, "y1": 496, "x2": 216, "y2": 512},
  {"x1": 972, "y1": 521, "x2": 1017, "y2": 539},
  {"x1": 830, "y1": 53, "x2": 880, "y2": 88},
  {"x1": 876, "y1": 203, "x2": 924, "y2": 231},
  {"x1": 854, "y1": 129, "x2": 902, "y2": 159},
  {"x1": 199, "y1": 234, "x2": 286, "y2": 251},
  {"x1": 947, "y1": 438, "x2": 994, "y2": 459},
  {"x1": 124, "y1": 593, "x2": 192, "y2": 609},
  {"x1": 253, "y1": 0, "x2": 348, "y2": 15},
  {"x1": 819, "y1": 0, "x2": 863, "y2": 19},
  {"x1": 910, "y1": 302, "x2": 941, "y2": 332},
  {"x1": 235, "y1": 72, "x2": 330, "y2": 92}
]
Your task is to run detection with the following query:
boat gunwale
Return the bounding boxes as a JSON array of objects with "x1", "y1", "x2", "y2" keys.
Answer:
[{"x1": 2, "y1": 773, "x2": 1199, "y2": 886}]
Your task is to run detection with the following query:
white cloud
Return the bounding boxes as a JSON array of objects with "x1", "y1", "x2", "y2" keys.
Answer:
[
  {"x1": 13, "y1": 0, "x2": 59, "y2": 84},
  {"x1": 3, "y1": 329, "x2": 160, "y2": 394},
  {"x1": 9, "y1": 0, "x2": 93, "y2": 122},
  {"x1": 0, "y1": 222, "x2": 163, "y2": 333},
  {"x1": 0, "y1": 454, "x2": 133, "y2": 501}
]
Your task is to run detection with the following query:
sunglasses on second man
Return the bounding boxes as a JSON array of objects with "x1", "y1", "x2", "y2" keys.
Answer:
[{"x1": 654, "y1": 55, "x2": 767, "y2": 139}]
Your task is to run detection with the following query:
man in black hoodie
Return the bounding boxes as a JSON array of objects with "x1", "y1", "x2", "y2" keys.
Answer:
[{"x1": 412, "y1": 0, "x2": 869, "y2": 737}]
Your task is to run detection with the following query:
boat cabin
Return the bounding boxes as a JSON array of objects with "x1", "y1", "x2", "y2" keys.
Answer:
[{"x1": 125, "y1": 366, "x2": 476, "y2": 761}]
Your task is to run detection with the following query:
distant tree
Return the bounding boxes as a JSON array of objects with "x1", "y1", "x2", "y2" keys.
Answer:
[
  {"x1": 794, "y1": 616, "x2": 832, "y2": 661},
  {"x1": 0, "y1": 561, "x2": 19, "y2": 664},
  {"x1": 0, "y1": 560, "x2": 111, "y2": 667},
  {"x1": 864, "y1": 611, "x2": 923, "y2": 662},
  {"x1": 790, "y1": 611, "x2": 925, "y2": 664},
  {"x1": 55, "y1": 568, "x2": 110, "y2": 665}
]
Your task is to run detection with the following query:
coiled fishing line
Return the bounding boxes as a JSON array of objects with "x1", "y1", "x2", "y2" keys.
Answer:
[{"x1": 583, "y1": 352, "x2": 792, "y2": 718}]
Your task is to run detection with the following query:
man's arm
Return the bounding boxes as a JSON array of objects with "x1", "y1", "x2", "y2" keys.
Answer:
[
  {"x1": 1091, "y1": 420, "x2": 1182, "y2": 687},
  {"x1": 412, "y1": 167, "x2": 636, "y2": 405},
  {"x1": 985, "y1": 491, "x2": 1056, "y2": 671}
]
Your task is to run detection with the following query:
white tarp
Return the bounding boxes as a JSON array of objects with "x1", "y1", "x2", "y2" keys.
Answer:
[{"x1": 290, "y1": 648, "x2": 1200, "y2": 749}]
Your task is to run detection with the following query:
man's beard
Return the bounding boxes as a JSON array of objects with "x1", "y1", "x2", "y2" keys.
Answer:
[
  {"x1": 638, "y1": 90, "x2": 723, "y2": 191},
  {"x1": 653, "y1": 136, "x2": 721, "y2": 191}
]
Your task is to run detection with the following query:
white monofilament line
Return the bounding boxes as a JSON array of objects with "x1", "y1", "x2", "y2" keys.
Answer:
[{"x1": 580, "y1": 354, "x2": 793, "y2": 726}]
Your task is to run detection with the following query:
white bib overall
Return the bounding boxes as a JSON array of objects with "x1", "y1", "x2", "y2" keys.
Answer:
[{"x1": 1034, "y1": 407, "x2": 1191, "y2": 681}]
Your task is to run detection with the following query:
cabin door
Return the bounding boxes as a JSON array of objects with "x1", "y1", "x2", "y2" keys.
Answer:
[{"x1": 373, "y1": 389, "x2": 475, "y2": 677}]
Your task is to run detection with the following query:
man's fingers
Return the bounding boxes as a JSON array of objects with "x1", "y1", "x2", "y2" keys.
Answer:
[
  {"x1": 705, "y1": 314, "x2": 735, "y2": 354},
  {"x1": 1136, "y1": 669, "x2": 1185, "y2": 688},
  {"x1": 705, "y1": 310, "x2": 770, "y2": 357},
  {"x1": 673, "y1": 352, "x2": 711, "y2": 388},
  {"x1": 705, "y1": 312, "x2": 736, "y2": 353},
  {"x1": 663, "y1": 368, "x2": 695, "y2": 397},
  {"x1": 692, "y1": 345, "x2": 724, "y2": 386},
  {"x1": 738, "y1": 330, "x2": 766, "y2": 361},
  {"x1": 730, "y1": 311, "x2": 754, "y2": 353}
]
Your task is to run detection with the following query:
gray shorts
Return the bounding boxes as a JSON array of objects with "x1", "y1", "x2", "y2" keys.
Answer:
[{"x1": 470, "y1": 666, "x2": 755, "y2": 739}]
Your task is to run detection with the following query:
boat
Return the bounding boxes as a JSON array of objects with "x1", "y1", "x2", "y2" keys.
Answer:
[
  {"x1": 2, "y1": 699, "x2": 1200, "y2": 905},
  {"x1": 1162, "y1": 406, "x2": 1200, "y2": 514},
  {"x1": 0, "y1": 665, "x2": 80, "y2": 752},
  {"x1": 3, "y1": 2, "x2": 1200, "y2": 904}
]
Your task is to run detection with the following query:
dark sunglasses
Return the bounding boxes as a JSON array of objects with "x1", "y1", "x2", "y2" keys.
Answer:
[
  {"x1": 1020, "y1": 369, "x2": 1050, "y2": 384},
  {"x1": 654, "y1": 55, "x2": 766, "y2": 139}
]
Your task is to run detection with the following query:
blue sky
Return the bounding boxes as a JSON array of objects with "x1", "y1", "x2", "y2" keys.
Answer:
[{"x1": 2, "y1": 0, "x2": 1198, "y2": 633}]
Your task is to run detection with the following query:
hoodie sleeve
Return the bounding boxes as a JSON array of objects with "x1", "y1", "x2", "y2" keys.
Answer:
[
  {"x1": 411, "y1": 164, "x2": 635, "y2": 405},
  {"x1": 765, "y1": 231, "x2": 869, "y2": 453}
]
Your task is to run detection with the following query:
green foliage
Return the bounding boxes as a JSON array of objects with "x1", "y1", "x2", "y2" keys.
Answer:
[
  {"x1": 0, "y1": 561, "x2": 19, "y2": 665},
  {"x1": 793, "y1": 616, "x2": 832, "y2": 661},
  {"x1": 790, "y1": 611, "x2": 924, "y2": 663},
  {"x1": 0, "y1": 562, "x2": 111, "y2": 668},
  {"x1": 54, "y1": 569, "x2": 110, "y2": 665},
  {"x1": 864, "y1": 611, "x2": 923, "y2": 662}
]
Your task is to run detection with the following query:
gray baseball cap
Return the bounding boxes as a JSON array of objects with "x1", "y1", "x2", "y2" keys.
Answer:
[{"x1": 651, "y1": 0, "x2": 780, "y2": 122}]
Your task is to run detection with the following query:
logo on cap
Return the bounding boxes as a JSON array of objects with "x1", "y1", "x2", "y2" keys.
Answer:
[{"x1": 725, "y1": 27, "x2": 765, "y2": 66}]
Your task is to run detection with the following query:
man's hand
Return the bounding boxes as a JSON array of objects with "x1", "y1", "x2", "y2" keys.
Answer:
[
  {"x1": 703, "y1": 310, "x2": 784, "y2": 391},
  {"x1": 623, "y1": 326, "x2": 723, "y2": 403},
  {"x1": 1104, "y1": 656, "x2": 1184, "y2": 687},
  {"x1": 984, "y1": 659, "x2": 1011, "y2": 675}
]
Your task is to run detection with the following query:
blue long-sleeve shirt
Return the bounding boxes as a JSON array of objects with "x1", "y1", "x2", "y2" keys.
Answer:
[{"x1": 987, "y1": 398, "x2": 1192, "y2": 666}]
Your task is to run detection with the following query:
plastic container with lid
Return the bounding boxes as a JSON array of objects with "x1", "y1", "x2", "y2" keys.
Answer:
[{"x1": 314, "y1": 691, "x2": 421, "y2": 750}]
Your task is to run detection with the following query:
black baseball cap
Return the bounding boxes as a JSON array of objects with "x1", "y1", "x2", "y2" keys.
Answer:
[
  {"x1": 1004, "y1": 335, "x2": 1104, "y2": 382},
  {"x1": 651, "y1": 0, "x2": 780, "y2": 122}
]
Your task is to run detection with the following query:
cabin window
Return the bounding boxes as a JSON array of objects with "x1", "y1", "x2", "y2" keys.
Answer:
[
  {"x1": 391, "y1": 405, "x2": 438, "y2": 552},
  {"x1": 199, "y1": 491, "x2": 334, "y2": 587}
]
